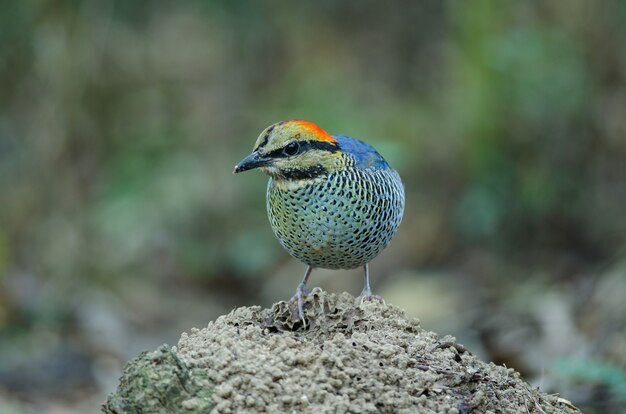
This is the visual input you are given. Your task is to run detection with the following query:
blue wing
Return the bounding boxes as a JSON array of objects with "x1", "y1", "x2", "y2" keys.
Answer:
[{"x1": 333, "y1": 135, "x2": 389, "y2": 170}]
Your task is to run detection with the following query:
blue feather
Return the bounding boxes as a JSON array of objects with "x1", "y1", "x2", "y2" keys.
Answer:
[{"x1": 333, "y1": 135, "x2": 389, "y2": 169}]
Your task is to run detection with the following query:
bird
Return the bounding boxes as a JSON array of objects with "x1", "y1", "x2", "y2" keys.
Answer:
[{"x1": 234, "y1": 120, "x2": 405, "y2": 325}]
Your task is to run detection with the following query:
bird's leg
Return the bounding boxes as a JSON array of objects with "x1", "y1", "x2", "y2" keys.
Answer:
[
  {"x1": 361, "y1": 263, "x2": 373, "y2": 297},
  {"x1": 290, "y1": 266, "x2": 313, "y2": 327},
  {"x1": 360, "y1": 263, "x2": 385, "y2": 304}
]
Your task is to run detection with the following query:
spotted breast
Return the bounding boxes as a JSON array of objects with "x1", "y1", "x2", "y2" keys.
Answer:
[{"x1": 266, "y1": 136, "x2": 404, "y2": 270}]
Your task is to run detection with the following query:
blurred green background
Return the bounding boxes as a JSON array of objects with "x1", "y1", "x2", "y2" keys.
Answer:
[{"x1": 1, "y1": 1, "x2": 625, "y2": 413}]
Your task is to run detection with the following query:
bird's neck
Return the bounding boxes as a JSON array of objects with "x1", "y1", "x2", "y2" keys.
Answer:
[{"x1": 264, "y1": 153, "x2": 353, "y2": 191}]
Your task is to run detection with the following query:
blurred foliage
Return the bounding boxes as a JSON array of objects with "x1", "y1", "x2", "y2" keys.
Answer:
[
  {"x1": 554, "y1": 358, "x2": 626, "y2": 404},
  {"x1": 0, "y1": 1, "x2": 625, "y2": 413}
]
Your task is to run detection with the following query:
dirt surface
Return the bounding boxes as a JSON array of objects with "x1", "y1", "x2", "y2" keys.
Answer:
[{"x1": 103, "y1": 290, "x2": 580, "y2": 413}]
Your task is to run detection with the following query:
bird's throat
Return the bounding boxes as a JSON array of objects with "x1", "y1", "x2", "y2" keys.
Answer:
[{"x1": 270, "y1": 173, "x2": 327, "y2": 191}]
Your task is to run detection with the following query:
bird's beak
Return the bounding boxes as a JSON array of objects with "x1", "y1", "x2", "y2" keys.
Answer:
[{"x1": 233, "y1": 150, "x2": 272, "y2": 173}]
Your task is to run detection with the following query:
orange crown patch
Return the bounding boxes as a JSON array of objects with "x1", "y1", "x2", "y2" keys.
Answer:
[{"x1": 287, "y1": 120, "x2": 336, "y2": 143}]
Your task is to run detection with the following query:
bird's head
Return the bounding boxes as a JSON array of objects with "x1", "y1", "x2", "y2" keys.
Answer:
[{"x1": 234, "y1": 120, "x2": 345, "y2": 180}]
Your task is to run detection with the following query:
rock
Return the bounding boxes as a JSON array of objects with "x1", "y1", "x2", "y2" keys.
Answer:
[{"x1": 103, "y1": 290, "x2": 579, "y2": 413}]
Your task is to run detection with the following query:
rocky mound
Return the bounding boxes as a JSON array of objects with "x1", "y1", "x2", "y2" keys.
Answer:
[{"x1": 103, "y1": 290, "x2": 578, "y2": 413}]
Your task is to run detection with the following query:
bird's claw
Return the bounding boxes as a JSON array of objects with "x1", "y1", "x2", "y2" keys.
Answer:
[
  {"x1": 359, "y1": 292, "x2": 386, "y2": 306},
  {"x1": 289, "y1": 282, "x2": 309, "y2": 328}
]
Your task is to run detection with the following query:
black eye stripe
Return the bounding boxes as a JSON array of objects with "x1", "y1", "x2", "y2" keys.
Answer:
[
  {"x1": 266, "y1": 140, "x2": 338, "y2": 158},
  {"x1": 280, "y1": 165, "x2": 328, "y2": 179}
]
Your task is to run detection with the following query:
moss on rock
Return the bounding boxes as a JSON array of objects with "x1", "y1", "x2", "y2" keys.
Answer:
[{"x1": 103, "y1": 345, "x2": 214, "y2": 413}]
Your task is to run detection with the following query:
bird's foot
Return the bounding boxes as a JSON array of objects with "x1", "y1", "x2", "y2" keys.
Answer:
[
  {"x1": 288, "y1": 282, "x2": 310, "y2": 328},
  {"x1": 359, "y1": 287, "x2": 386, "y2": 306}
]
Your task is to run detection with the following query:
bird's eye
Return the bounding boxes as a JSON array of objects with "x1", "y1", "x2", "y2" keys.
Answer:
[{"x1": 283, "y1": 142, "x2": 300, "y2": 156}]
